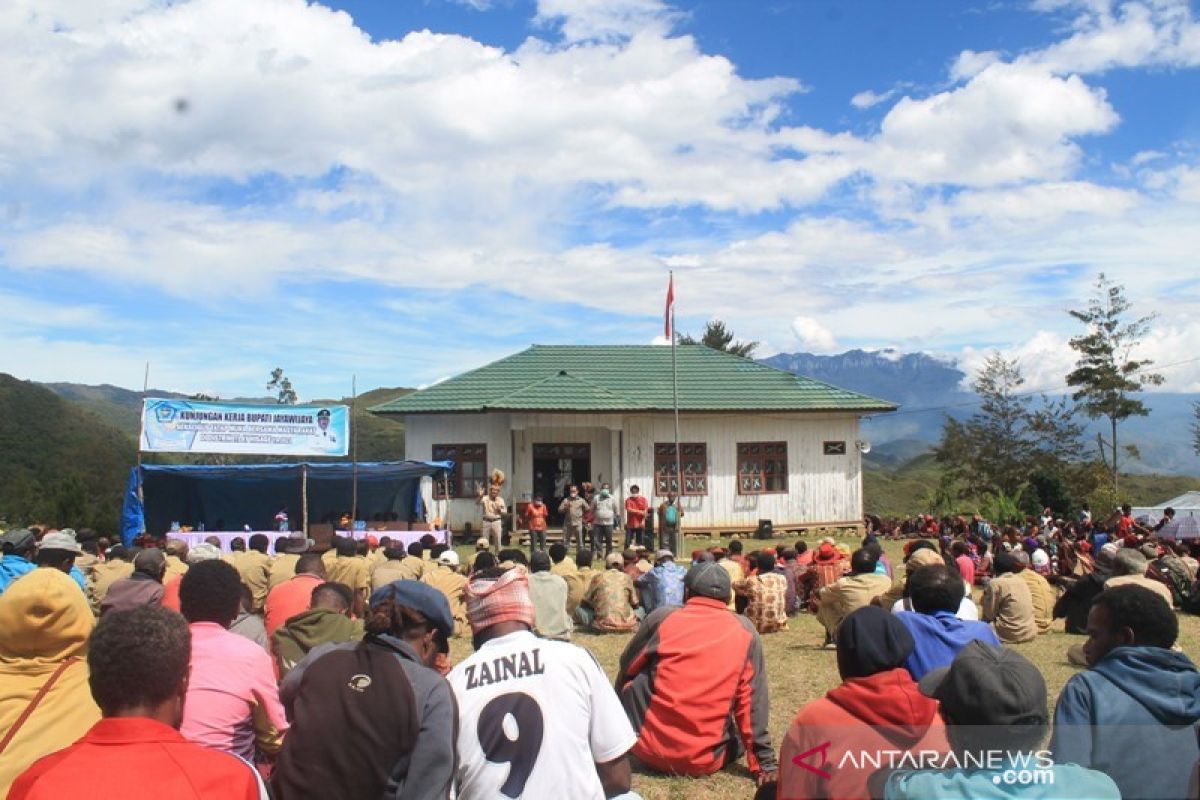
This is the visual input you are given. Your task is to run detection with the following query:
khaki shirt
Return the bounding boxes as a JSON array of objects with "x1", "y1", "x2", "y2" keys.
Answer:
[
  {"x1": 164, "y1": 554, "x2": 189, "y2": 581},
  {"x1": 982, "y1": 572, "x2": 1038, "y2": 644},
  {"x1": 234, "y1": 550, "x2": 272, "y2": 613},
  {"x1": 564, "y1": 566, "x2": 598, "y2": 616},
  {"x1": 268, "y1": 553, "x2": 300, "y2": 589},
  {"x1": 90, "y1": 560, "x2": 134, "y2": 611},
  {"x1": 816, "y1": 572, "x2": 893, "y2": 633},
  {"x1": 551, "y1": 557, "x2": 578, "y2": 578},
  {"x1": 1018, "y1": 569, "x2": 1056, "y2": 633},
  {"x1": 478, "y1": 495, "x2": 507, "y2": 521},
  {"x1": 1104, "y1": 574, "x2": 1175, "y2": 607},
  {"x1": 423, "y1": 565, "x2": 469, "y2": 637},
  {"x1": 718, "y1": 559, "x2": 744, "y2": 611},
  {"x1": 326, "y1": 555, "x2": 371, "y2": 600},
  {"x1": 371, "y1": 559, "x2": 414, "y2": 592},
  {"x1": 528, "y1": 572, "x2": 571, "y2": 641}
]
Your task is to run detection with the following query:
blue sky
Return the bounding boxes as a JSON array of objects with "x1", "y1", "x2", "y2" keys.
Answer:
[{"x1": 1, "y1": 0, "x2": 1199, "y2": 398}]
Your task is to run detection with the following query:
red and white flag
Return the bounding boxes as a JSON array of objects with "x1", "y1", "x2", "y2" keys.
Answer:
[{"x1": 664, "y1": 273, "x2": 674, "y2": 339}]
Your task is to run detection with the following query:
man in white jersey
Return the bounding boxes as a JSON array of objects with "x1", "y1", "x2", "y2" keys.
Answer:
[{"x1": 449, "y1": 566, "x2": 639, "y2": 800}]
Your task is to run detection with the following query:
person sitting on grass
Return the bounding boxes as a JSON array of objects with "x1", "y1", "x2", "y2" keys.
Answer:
[
  {"x1": 981, "y1": 553, "x2": 1037, "y2": 644},
  {"x1": 780, "y1": 606, "x2": 948, "y2": 800},
  {"x1": 617, "y1": 561, "x2": 776, "y2": 791},
  {"x1": 527, "y1": 550, "x2": 571, "y2": 641},
  {"x1": 580, "y1": 552, "x2": 639, "y2": 633},
  {"x1": 8, "y1": 606, "x2": 267, "y2": 800},
  {"x1": 1103, "y1": 547, "x2": 1174, "y2": 607},
  {"x1": 635, "y1": 549, "x2": 686, "y2": 614},
  {"x1": 814, "y1": 548, "x2": 892, "y2": 647},
  {"x1": 895, "y1": 565, "x2": 1000, "y2": 680},
  {"x1": 1052, "y1": 584, "x2": 1200, "y2": 800},
  {"x1": 1011, "y1": 550, "x2": 1056, "y2": 634},
  {"x1": 885, "y1": 641, "x2": 1120, "y2": 799},
  {"x1": 271, "y1": 581, "x2": 363, "y2": 679},
  {"x1": 733, "y1": 551, "x2": 790, "y2": 635}
]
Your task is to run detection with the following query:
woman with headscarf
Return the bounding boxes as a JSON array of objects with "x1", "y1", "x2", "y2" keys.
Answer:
[
  {"x1": 0, "y1": 568, "x2": 101, "y2": 795},
  {"x1": 779, "y1": 606, "x2": 948, "y2": 800}
]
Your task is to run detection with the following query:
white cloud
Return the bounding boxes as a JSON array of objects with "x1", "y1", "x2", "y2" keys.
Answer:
[
  {"x1": 850, "y1": 88, "x2": 895, "y2": 109},
  {"x1": 947, "y1": 181, "x2": 1140, "y2": 222},
  {"x1": 790, "y1": 316, "x2": 838, "y2": 353},
  {"x1": 534, "y1": 0, "x2": 680, "y2": 42},
  {"x1": 949, "y1": 49, "x2": 1002, "y2": 80},
  {"x1": 1028, "y1": 0, "x2": 1200, "y2": 74}
]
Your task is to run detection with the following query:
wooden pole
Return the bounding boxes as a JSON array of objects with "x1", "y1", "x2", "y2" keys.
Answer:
[
  {"x1": 670, "y1": 278, "x2": 682, "y2": 556},
  {"x1": 443, "y1": 471, "x2": 453, "y2": 547},
  {"x1": 510, "y1": 428, "x2": 518, "y2": 549},
  {"x1": 301, "y1": 463, "x2": 309, "y2": 537}
]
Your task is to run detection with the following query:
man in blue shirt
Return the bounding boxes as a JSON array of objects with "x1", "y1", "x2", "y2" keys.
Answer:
[
  {"x1": 895, "y1": 564, "x2": 999, "y2": 680},
  {"x1": 0, "y1": 528, "x2": 37, "y2": 595},
  {"x1": 1052, "y1": 584, "x2": 1200, "y2": 800},
  {"x1": 635, "y1": 549, "x2": 686, "y2": 613},
  {"x1": 886, "y1": 641, "x2": 1119, "y2": 799}
]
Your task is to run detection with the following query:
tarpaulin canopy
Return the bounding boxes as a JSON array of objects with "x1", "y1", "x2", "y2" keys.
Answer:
[{"x1": 121, "y1": 460, "x2": 452, "y2": 546}]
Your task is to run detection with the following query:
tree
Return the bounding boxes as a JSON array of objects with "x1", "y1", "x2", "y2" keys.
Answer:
[
  {"x1": 1065, "y1": 273, "x2": 1163, "y2": 493},
  {"x1": 678, "y1": 319, "x2": 758, "y2": 358},
  {"x1": 934, "y1": 352, "x2": 1036, "y2": 498},
  {"x1": 267, "y1": 368, "x2": 298, "y2": 405}
]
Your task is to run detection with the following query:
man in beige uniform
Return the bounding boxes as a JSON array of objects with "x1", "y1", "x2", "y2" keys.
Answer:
[
  {"x1": 423, "y1": 550, "x2": 469, "y2": 637},
  {"x1": 981, "y1": 553, "x2": 1037, "y2": 644},
  {"x1": 89, "y1": 547, "x2": 135, "y2": 612},
  {"x1": 477, "y1": 485, "x2": 507, "y2": 551},
  {"x1": 228, "y1": 534, "x2": 272, "y2": 613},
  {"x1": 1012, "y1": 551, "x2": 1056, "y2": 634},
  {"x1": 815, "y1": 549, "x2": 892, "y2": 643},
  {"x1": 163, "y1": 539, "x2": 190, "y2": 581},
  {"x1": 268, "y1": 532, "x2": 312, "y2": 589},
  {"x1": 564, "y1": 549, "x2": 599, "y2": 617},
  {"x1": 325, "y1": 537, "x2": 370, "y2": 615}
]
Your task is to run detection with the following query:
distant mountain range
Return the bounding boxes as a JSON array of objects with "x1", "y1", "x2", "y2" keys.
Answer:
[{"x1": 760, "y1": 349, "x2": 1200, "y2": 476}]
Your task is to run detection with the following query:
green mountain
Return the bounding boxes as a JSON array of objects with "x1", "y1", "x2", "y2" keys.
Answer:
[{"x1": 0, "y1": 374, "x2": 138, "y2": 534}]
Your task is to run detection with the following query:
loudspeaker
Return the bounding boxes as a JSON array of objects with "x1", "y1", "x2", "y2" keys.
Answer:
[{"x1": 755, "y1": 519, "x2": 774, "y2": 540}]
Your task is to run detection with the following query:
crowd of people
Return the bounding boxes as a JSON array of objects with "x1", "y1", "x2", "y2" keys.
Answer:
[{"x1": 1, "y1": 501, "x2": 1199, "y2": 799}]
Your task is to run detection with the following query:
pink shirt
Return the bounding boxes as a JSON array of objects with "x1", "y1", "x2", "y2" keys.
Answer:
[
  {"x1": 955, "y1": 554, "x2": 976, "y2": 586},
  {"x1": 181, "y1": 622, "x2": 288, "y2": 762}
]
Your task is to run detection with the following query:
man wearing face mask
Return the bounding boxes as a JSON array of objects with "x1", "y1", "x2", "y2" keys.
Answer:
[
  {"x1": 590, "y1": 483, "x2": 621, "y2": 557},
  {"x1": 274, "y1": 580, "x2": 458, "y2": 800},
  {"x1": 559, "y1": 485, "x2": 589, "y2": 553}
]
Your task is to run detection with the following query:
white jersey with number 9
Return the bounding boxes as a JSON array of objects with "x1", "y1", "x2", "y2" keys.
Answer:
[{"x1": 448, "y1": 630, "x2": 636, "y2": 799}]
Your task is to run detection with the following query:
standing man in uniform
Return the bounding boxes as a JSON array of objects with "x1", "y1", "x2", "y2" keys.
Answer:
[
  {"x1": 448, "y1": 567, "x2": 638, "y2": 800},
  {"x1": 558, "y1": 485, "x2": 588, "y2": 553},
  {"x1": 477, "y1": 485, "x2": 507, "y2": 552}
]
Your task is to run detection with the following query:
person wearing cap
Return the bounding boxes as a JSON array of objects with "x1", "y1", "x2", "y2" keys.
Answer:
[
  {"x1": 885, "y1": 546, "x2": 979, "y2": 621},
  {"x1": 274, "y1": 579, "x2": 456, "y2": 799},
  {"x1": 886, "y1": 640, "x2": 1119, "y2": 799},
  {"x1": 0, "y1": 528, "x2": 39, "y2": 596},
  {"x1": 475, "y1": 536, "x2": 492, "y2": 554},
  {"x1": 616, "y1": 561, "x2": 776, "y2": 787},
  {"x1": 981, "y1": 552, "x2": 1037, "y2": 644},
  {"x1": 8, "y1": 606, "x2": 268, "y2": 800},
  {"x1": 580, "y1": 552, "x2": 638, "y2": 633},
  {"x1": 271, "y1": 582, "x2": 363, "y2": 678},
  {"x1": 100, "y1": 547, "x2": 166, "y2": 616},
  {"x1": 1103, "y1": 547, "x2": 1174, "y2": 606},
  {"x1": 780, "y1": 606, "x2": 948, "y2": 800},
  {"x1": 449, "y1": 567, "x2": 637, "y2": 799},
  {"x1": 269, "y1": 531, "x2": 313, "y2": 589},
  {"x1": 801, "y1": 538, "x2": 848, "y2": 611},
  {"x1": 895, "y1": 565, "x2": 1000, "y2": 681},
  {"x1": 635, "y1": 549, "x2": 686, "y2": 614},
  {"x1": 733, "y1": 550, "x2": 790, "y2": 635},
  {"x1": 179, "y1": 560, "x2": 288, "y2": 764},
  {"x1": 265, "y1": 553, "x2": 328, "y2": 639},
  {"x1": 163, "y1": 538, "x2": 190, "y2": 581},
  {"x1": 34, "y1": 530, "x2": 87, "y2": 593},
  {"x1": 423, "y1": 549, "x2": 469, "y2": 637},
  {"x1": 813, "y1": 548, "x2": 892, "y2": 645},
  {"x1": 1052, "y1": 584, "x2": 1200, "y2": 800},
  {"x1": 0, "y1": 567, "x2": 101, "y2": 796},
  {"x1": 528, "y1": 550, "x2": 572, "y2": 641}
]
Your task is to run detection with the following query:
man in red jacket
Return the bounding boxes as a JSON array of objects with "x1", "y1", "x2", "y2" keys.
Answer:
[
  {"x1": 615, "y1": 561, "x2": 777, "y2": 790},
  {"x1": 9, "y1": 606, "x2": 266, "y2": 800},
  {"x1": 779, "y1": 605, "x2": 948, "y2": 800}
]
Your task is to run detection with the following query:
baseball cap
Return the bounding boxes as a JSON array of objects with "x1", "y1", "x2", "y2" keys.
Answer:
[
  {"x1": 186, "y1": 542, "x2": 223, "y2": 564},
  {"x1": 369, "y1": 580, "x2": 454, "y2": 652},
  {"x1": 39, "y1": 531, "x2": 82, "y2": 554},
  {"x1": 605, "y1": 552, "x2": 623, "y2": 567},
  {"x1": 476, "y1": 537, "x2": 490, "y2": 549},
  {"x1": 684, "y1": 561, "x2": 731, "y2": 601},
  {"x1": 655, "y1": 548, "x2": 674, "y2": 561},
  {"x1": 1, "y1": 528, "x2": 36, "y2": 552},
  {"x1": 918, "y1": 640, "x2": 1048, "y2": 728},
  {"x1": 284, "y1": 530, "x2": 314, "y2": 554},
  {"x1": 438, "y1": 550, "x2": 460, "y2": 567}
]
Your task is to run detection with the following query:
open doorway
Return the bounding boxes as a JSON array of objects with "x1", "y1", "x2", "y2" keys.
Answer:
[{"x1": 532, "y1": 443, "x2": 591, "y2": 525}]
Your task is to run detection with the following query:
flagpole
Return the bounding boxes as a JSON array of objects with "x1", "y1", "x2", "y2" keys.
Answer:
[{"x1": 670, "y1": 272, "x2": 682, "y2": 555}]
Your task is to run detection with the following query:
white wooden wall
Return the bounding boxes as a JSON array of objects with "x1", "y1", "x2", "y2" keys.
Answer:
[{"x1": 405, "y1": 411, "x2": 863, "y2": 531}]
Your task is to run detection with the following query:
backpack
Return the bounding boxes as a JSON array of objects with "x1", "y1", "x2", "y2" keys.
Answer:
[{"x1": 664, "y1": 503, "x2": 678, "y2": 526}]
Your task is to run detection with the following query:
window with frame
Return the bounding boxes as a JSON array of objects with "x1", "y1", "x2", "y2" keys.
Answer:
[
  {"x1": 432, "y1": 444, "x2": 487, "y2": 498},
  {"x1": 654, "y1": 443, "x2": 708, "y2": 496},
  {"x1": 737, "y1": 441, "x2": 788, "y2": 494}
]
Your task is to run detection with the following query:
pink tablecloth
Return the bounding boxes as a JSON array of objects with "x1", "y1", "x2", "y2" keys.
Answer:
[{"x1": 170, "y1": 529, "x2": 450, "y2": 550}]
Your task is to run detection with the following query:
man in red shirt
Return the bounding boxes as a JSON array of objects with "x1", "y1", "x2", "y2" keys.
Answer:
[
  {"x1": 622, "y1": 484, "x2": 650, "y2": 550},
  {"x1": 9, "y1": 606, "x2": 266, "y2": 800},
  {"x1": 265, "y1": 553, "x2": 326, "y2": 638}
]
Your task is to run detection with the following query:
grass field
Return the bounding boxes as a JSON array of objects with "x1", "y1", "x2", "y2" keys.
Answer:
[{"x1": 445, "y1": 536, "x2": 1200, "y2": 800}]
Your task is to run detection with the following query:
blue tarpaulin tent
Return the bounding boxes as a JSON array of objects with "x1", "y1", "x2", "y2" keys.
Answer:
[{"x1": 121, "y1": 460, "x2": 452, "y2": 546}]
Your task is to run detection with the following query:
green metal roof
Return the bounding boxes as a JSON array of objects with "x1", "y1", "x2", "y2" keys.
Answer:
[{"x1": 369, "y1": 345, "x2": 896, "y2": 415}]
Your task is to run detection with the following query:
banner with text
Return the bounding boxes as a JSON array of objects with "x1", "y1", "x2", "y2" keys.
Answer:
[{"x1": 140, "y1": 399, "x2": 350, "y2": 456}]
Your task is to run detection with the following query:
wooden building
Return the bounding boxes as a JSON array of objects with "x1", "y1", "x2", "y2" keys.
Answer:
[{"x1": 370, "y1": 345, "x2": 896, "y2": 535}]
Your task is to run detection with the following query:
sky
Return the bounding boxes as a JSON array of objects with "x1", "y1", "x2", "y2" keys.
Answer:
[{"x1": 1, "y1": 0, "x2": 1199, "y2": 399}]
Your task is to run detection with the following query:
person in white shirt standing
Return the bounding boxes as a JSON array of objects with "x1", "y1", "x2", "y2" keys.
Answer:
[{"x1": 448, "y1": 566, "x2": 640, "y2": 800}]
